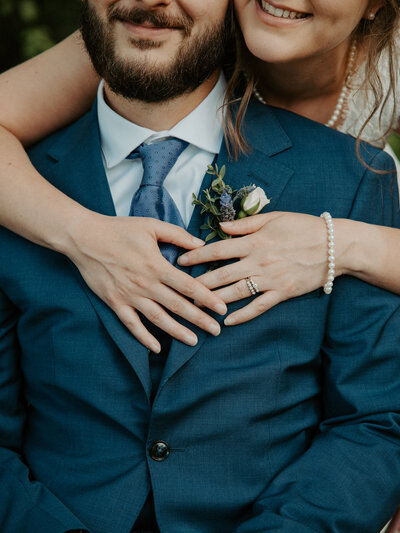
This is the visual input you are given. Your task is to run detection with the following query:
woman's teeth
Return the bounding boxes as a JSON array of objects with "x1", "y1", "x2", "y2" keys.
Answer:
[{"x1": 260, "y1": 0, "x2": 309, "y2": 19}]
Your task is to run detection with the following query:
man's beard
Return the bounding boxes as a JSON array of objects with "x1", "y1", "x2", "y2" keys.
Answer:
[{"x1": 81, "y1": 1, "x2": 231, "y2": 102}]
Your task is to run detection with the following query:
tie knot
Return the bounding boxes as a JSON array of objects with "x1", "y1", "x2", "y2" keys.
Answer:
[{"x1": 127, "y1": 138, "x2": 188, "y2": 187}]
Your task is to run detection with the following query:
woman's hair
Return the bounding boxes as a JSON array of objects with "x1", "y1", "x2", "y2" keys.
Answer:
[{"x1": 224, "y1": 1, "x2": 400, "y2": 161}]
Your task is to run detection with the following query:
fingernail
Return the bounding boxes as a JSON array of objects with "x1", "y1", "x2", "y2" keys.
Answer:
[
  {"x1": 220, "y1": 221, "x2": 232, "y2": 227},
  {"x1": 192, "y1": 237, "x2": 205, "y2": 246},
  {"x1": 178, "y1": 255, "x2": 188, "y2": 265},
  {"x1": 150, "y1": 343, "x2": 161, "y2": 354},
  {"x1": 185, "y1": 335, "x2": 198, "y2": 346},
  {"x1": 215, "y1": 303, "x2": 227, "y2": 315},
  {"x1": 224, "y1": 316, "x2": 236, "y2": 326},
  {"x1": 208, "y1": 323, "x2": 221, "y2": 336}
]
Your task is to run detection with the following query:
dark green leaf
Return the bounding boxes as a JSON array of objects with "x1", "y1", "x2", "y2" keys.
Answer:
[
  {"x1": 205, "y1": 231, "x2": 217, "y2": 242},
  {"x1": 216, "y1": 228, "x2": 228, "y2": 239}
]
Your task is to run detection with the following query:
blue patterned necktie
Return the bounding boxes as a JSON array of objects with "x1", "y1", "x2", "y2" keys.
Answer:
[{"x1": 127, "y1": 138, "x2": 188, "y2": 264}]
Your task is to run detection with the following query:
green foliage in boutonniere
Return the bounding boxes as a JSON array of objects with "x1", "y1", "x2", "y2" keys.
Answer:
[{"x1": 192, "y1": 164, "x2": 271, "y2": 242}]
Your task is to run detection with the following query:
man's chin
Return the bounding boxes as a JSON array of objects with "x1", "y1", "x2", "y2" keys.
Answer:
[
  {"x1": 114, "y1": 23, "x2": 183, "y2": 52},
  {"x1": 115, "y1": 35, "x2": 182, "y2": 58},
  {"x1": 114, "y1": 43, "x2": 181, "y2": 69}
]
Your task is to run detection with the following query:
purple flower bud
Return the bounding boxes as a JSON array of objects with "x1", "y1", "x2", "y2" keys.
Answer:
[{"x1": 220, "y1": 190, "x2": 236, "y2": 222}]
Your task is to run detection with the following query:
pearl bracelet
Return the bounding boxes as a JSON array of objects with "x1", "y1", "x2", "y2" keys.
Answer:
[{"x1": 320, "y1": 212, "x2": 335, "y2": 295}]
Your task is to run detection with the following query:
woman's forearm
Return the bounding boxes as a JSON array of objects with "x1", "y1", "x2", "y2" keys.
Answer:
[
  {"x1": 0, "y1": 30, "x2": 99, "y2": 249},
  {"x1": 0, "y1": 31, "x2": 99, "y2": 146},
  {"x1": 337, "y1": 218, "x2": 400, "y2": 294},
  {"x1": 0, "y1": 126, "x2": 89, "y2": 253}
]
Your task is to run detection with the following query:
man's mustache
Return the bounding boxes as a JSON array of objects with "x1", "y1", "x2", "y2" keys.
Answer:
[{"x1": 108, "y1": 6, "x2": 193, "y2": 36}]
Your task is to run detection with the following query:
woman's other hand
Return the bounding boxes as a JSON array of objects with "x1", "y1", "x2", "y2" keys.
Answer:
[
  {"x1": 178, "y1": 212, "x2": 356, "y2": 326},
  {"x1": 64, "y1": 212, "x2": 227, "y2": 352}
]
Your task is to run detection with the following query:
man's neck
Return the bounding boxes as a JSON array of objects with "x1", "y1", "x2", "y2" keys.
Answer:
[{"x1": 103, "y1": 70, "x2": 221, "y2": 131}]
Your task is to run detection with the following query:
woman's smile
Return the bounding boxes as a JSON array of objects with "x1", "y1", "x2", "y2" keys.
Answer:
[
  {"x1": 254, "y1": 0, "x2": 312, "y2": 29},
  {"x1": 258, "y1": 0, "x2": 311, "y2": 19}
]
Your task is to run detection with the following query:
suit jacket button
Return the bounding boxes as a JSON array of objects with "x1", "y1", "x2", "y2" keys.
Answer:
[{"x1": 150, "y1": 441, "x2": 170, "y2": 461}]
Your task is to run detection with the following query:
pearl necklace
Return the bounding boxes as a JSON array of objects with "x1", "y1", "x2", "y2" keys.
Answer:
[{"x1": 252, "y1": 39, "x2": 358, "y2": 129}]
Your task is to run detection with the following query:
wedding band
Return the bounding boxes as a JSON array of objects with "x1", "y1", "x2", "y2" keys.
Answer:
[{"x1": 246, "y1": 277, "x2": 259, "y2": 296}]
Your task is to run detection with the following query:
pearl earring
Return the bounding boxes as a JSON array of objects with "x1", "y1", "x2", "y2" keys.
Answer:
[{"x1": 368, "y1": 12, "x2": 376, "y2": 20}]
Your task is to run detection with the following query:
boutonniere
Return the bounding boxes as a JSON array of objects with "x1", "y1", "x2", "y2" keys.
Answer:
[{"x1": 192, "y1": 164, "x2": 271, "y2": 242}]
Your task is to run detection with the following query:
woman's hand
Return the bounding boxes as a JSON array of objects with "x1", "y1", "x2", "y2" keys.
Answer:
[
  {"x1": 63, "y1": 212, "x2": 227, "y2": 352},
  {"x1": 178, "y1": 212, "x2": 353, "y2": 326}
]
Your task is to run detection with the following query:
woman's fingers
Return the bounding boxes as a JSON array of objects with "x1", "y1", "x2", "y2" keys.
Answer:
[
  {"x1": 220, "y1": 212, "x2": 282, "y2": 235},
  {"x1": 136, "y1": 299, "x2": 199, "y2": 346},
  {"x1": 178, "y1": 236, "x2": 248, "y2": 267},
  {"x1": 161, "y1": 264, "x2": 227, "y2": 316},
  {"x1": 212, "y1": 278, "x2": 262, "y2": 304},
  {"x1": 224, "y1": 291, "x2": 283, "y2": 326},
  {"x1": 196, "y1": 260, "x2": 252, "y2": 290},
  {"x1": 114, "y1": 281, "x2": 223, "y2": 346},
  {"x1": 153, "y1": 219, "x2": 205, "y2": 249},
  {"x1": 152, "y1": 282, "x2": 222, "y2": 337},
  {"x1": 113, "y1": 305, "x2": 162, "y2": 353}
]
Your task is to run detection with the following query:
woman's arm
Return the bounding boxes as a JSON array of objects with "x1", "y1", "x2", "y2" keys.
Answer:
[
  {"x1": 344, "y1": 219, "x2": 400, "y2": 293},
  {"x1": 0, "y1": 29, "x2": 99, "y2": 244},
  {"x1": 0, "y1": 31, "x2": 99, "y2": 146},
  {"x1": 0, "y1": 30, "x2": 99, "y2": 241}
]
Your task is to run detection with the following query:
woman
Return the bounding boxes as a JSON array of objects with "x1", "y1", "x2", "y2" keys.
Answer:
[
  {"x1": 178, "y1": 0, "x2": 400, "y2": 328},
  {"x1": 0, "y1": 0, "x2": 399, "y2": 345}
]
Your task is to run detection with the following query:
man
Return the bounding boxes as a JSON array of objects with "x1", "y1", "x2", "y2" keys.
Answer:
[{"x1": 1, "y1": 1, "x2": 400, "y2": 532}]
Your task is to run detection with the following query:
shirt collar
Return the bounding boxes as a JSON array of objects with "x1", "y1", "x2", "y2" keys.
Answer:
[{"x1": 97, "y1": 73, "x2": 226, "y2": 169}]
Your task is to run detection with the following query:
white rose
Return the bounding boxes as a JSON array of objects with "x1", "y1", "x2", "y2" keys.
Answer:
[{"x1": 242, "y1": 187, "x2": 270, "y2": 216}]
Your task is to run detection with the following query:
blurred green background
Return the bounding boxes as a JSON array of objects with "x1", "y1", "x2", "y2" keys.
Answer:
[
  {"x1": 0, "y1": 0, "x2": 80, "y2": 72},
  {"x1": 1, "y1": 0, "x2": 399, "y2": 155}
]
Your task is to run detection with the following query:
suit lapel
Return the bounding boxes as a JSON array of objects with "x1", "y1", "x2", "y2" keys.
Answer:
[
  {"x1": 46, "y1": 104, "x2": 152, "y2": 401},
  {"x1": 159, "y1": 102, "x2": 295, "y2": 391}
]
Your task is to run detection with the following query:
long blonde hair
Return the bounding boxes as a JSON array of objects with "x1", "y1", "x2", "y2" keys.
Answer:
[{"x1": 224, "y1": 1, "x2": 400, "y2": 161}]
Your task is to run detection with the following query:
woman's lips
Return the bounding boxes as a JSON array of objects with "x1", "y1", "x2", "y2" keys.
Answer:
[
  {"x1": 254, "y1": 0, "x2": 312, "y2": 27},
  {"x1": 258, "y1": 0, "x2": 311, "y2": 20}
]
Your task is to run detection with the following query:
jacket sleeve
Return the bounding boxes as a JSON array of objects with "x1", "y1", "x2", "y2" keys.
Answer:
[
  {"x1": 0, "y1": 289, "x2": 89, "y2": 533},
  {"x1": 235, "y1": 150, "x2": 400, "y2": 533}
]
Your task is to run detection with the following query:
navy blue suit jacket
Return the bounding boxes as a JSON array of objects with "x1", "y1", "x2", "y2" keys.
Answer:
[{"x1": 1, "y1": 101, "x2": 400, "y2": 533}]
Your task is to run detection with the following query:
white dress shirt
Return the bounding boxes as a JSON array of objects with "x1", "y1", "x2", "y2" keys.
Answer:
[{"x1": 97, "y1": 74, "x2": 226, "y2": 227}]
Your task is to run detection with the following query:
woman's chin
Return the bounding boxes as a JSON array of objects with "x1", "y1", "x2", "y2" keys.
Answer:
[{"x1": 243, "y1": 34, "x2": 308, "y2": 65}]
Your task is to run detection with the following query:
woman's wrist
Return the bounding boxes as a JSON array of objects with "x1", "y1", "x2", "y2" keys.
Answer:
[
  {"x1": 333, "y1": 218, "x2": 376, "y2": 278},
  {"x1": 48, "y1": 203, "x2": 98, "y2": 260}
]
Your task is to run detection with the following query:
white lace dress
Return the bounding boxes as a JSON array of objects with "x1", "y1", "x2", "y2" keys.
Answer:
[
  {"x1": 340, "y1": 33, "x2": 400, "y2": 146},
  {"x1": 338, "y1": 33, "x2": 400, "y2": 188}
]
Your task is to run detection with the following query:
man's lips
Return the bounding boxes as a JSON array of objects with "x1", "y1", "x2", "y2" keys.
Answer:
[
  {"x1": 121, "y1": 21, "x2": 178, "y2": 38},
  {"x1": 108, "y1": 6, "x2": 193, "y2": 38}
]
